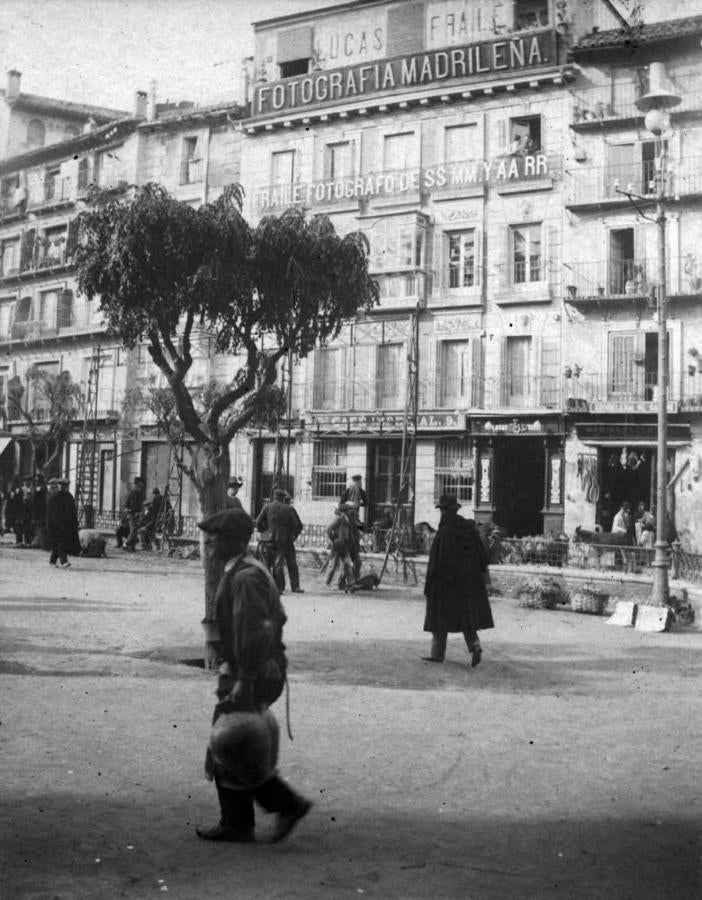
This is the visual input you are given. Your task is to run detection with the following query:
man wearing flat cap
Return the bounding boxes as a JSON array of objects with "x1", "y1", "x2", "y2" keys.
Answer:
[
  {"x1": 255, "y1": 488, "x2": 304, "y2": 594},
  {"x1": 196, "y1": 508, "x2": 311, "y2": 844},
  {"x1": 422, "y1": 493, "x2": 494, "y2": 667}
]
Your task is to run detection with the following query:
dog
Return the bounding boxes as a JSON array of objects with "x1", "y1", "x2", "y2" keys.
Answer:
[
  {"x1": 79, "y1": 528, "x2": 108, "y2": 559},
  {"x1": 346, "y1": 572, "x2": 380, "y2": 593}
]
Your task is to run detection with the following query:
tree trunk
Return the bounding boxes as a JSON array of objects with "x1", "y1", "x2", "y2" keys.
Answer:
[{"x1": 190, "y1": 445, "x2": 231, "y2": 669}]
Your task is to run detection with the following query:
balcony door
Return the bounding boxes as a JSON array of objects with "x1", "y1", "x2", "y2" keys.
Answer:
[
  {"x1": 608, "y1": 228, "x2": 635, "y2": 294},
  {"x1": 504, "y1": 336, "x2": 532, "y2": 407}
]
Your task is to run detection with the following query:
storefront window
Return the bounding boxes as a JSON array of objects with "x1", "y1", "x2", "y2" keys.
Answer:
[
  {"x1": 435, "y1": 438, "x2": 473, "y2": 503},
  {"x1": 312, "y1": 440, "x2": 347, "y2": 499}
]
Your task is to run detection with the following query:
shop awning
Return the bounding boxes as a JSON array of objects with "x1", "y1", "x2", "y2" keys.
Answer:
[
  {"x1": 575, "y1": 422, "x2": 691, "y2": 446},
  {"x1": 0, "y1": 435, "x2": 14, "y2": 457}
]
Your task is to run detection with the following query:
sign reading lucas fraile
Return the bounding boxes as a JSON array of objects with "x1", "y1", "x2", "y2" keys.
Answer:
[{"x1": 254, "y1": 31, "x2": 557, "y2": 117}]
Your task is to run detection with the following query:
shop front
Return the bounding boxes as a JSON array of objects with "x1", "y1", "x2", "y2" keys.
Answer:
[
  {"x1": 570, "y1": 421, "x2": 691, "y2": 533},
  {"x1": 471, "y1": 415, "x2": 565, "y2": 537}
]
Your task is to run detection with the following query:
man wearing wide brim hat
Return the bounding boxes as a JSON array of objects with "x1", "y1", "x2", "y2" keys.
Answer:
[
  {"x1": 195, "y1": 508, "x2": 312, "y2": 844},
  {"x1": 46, "y1": 476, "x2": 79, "y2": 567},
  {"x1": 422, "y1": 493, "x2": 494, "y2": 668}
]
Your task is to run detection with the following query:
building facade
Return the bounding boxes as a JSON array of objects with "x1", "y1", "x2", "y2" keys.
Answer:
[
  {"x1": 3, "y1": 2, "x2": 702, "y2": 552},
  {"x1": 239, "y1": 0, "x2": 632, "y2": 537}
]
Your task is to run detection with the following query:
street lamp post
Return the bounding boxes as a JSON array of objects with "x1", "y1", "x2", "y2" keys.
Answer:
[{"x1": 635, "y1": 64, "x2": 680, "y2": 606}]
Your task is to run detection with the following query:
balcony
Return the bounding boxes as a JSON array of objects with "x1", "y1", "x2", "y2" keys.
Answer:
[
  {"x1": 563, "y1": 255, "x2": 702, "y2": 302},
  {"x1": 180, "y1": 158, "x2": 204, "y2": 186},
  {"x1": 571, "y1": 73, "x2": 702, "y2": 129},
  {"x1": 566, "y1": 157, "x2": 702, "y2": 209},
  {"x1": 28, "y1": 176, "x2": 73, "y2": 210},
  {"x1": 372, "y1": 271, "x2": 427, "y2": 311},
  {"x1": 1, "y1": 302, "x2": 105, "y2": 344}
]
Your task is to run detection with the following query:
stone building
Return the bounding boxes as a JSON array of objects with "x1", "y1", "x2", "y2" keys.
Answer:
[
  {"x1": 238, "y1": 0, "x2": 636, "y2": 537},
  {"x1": 561, "y1": 14, "x2": 702, "y2": 550},
  {"x1": 0, "y1": 90, "x2": 245, "y2": 528}
]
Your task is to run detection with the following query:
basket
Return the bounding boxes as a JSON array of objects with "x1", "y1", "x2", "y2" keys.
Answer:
[
  {"x1": 570, "y1": 588, "x2": 608, "y2": 615},
  {"x1": 516, "y1": 577, "x2": 564, "y2": 610}
]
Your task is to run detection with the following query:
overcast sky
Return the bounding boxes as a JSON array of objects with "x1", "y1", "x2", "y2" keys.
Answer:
[
  {"x1": 0, "y1": 0, "x2": 697, "y2": 112},
  {"x1": 0, "y1": 0, "x2": 348, "y2": 111}
]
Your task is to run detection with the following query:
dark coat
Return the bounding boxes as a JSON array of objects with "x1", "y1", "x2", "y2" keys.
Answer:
[
  {"x1": 423, "y1": 511, "x2": 494, "y2": 634},
  {"x1": 46, "y1": 490, "x2": 80, "y2": 554},
  {"x1": 256, "y1": 500, "x2": 303, "y2": 544}
]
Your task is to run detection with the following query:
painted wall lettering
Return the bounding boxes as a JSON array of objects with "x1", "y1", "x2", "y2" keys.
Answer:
[{"x1": 253, "y1": 31, "x2": 556, "y2": 117}]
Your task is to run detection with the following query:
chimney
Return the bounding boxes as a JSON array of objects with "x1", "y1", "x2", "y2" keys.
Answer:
[
  {"x1": 135, "y1": 90, "x2": 147, "y2": 118},
  {"x1": 6, "y1": 69, "x2": 21, "y2": 102},
  {"x1": 240, "y1": 57, "x2": 254, "y2": 106},
  {"x1": 147, "y1": 80, "x2": 157, "y2": 122}
]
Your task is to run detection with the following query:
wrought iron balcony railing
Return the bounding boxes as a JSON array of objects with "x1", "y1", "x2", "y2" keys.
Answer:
[
  {"x1": 566, "y1": 156, "x2": 702, "y2": 207},
  {"x1": 571, "y1": 72, "x2": 702, "y2": 126},
  {"x1": 563, "y1": 255, "x2": 702, "y2": 300}
]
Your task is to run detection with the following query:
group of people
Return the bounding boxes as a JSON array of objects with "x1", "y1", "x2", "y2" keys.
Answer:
[
  {"x1": 196, "y1": 486, "x2": 493, "y2": 844},
  {"x1": 611, "y1": 500, "x2": 678, "y2": 548},
  {"x1": 2, "y1": 476, "x2": 49, "y2": 547},
  {"x1": 115, "y1": 476, "x2": 173, "y2": 552}
]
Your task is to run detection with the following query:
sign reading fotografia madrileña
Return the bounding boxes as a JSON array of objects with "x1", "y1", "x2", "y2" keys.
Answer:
[{"x1": 252, "y1": 30, "x2": 558, "y2": 117}]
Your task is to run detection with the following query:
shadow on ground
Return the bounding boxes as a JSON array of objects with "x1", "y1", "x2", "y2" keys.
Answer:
[{"x1": 2, "y1": 792, "x2": 699, "y2": 900}]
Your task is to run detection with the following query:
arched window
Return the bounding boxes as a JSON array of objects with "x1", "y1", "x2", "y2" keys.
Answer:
[{"x1": 27, "y1": 119, "x2": 46, "y2": 149}]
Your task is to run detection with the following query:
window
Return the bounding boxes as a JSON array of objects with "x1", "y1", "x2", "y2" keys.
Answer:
[
  {"x1": 511, "y1": 223, "x2": 542, "y2": 283},
  {"x1": 39, "y1": 225, "x2": 66, "y2": 268},
  {"x1": 77, "y1": 158, "x2": 90, "y2": 192},
  {"x1": 44, "y1": 167, "x2": 61, "y2": 202},
  {"x1": 514, "y1": 0, "x2": 549, "y2": 30},
  {"x1": 607, "y1": 141, "x2": 661, "y2": 196},
  {"x1": 312, "y1": 440, "x2": 347, "y2": 498},
  {"x1": 504, "y1": 336, "x2": 533, "y2": 406},
  {"x1": 369, "y1": 217, "x2": 426, "y2": 271},
  {"x1": 271, "y1": 150, "x2": 295, "y2": 186},
  {"x1": 609, "y1": 332, "x2": 660, "y2": 401},
  {"x1": 444, "y1": 124, "x2": 479, "y2": 163},
  {"x1": 57, "y1": 290, "x2": 73, "y2": 328},
  {"x1": 280, "y1": 58, "x2": 309, "y2": 78},
  {"x1": 435, "y1": 438, "x2": 473, "y2": 504},
  {"x1": 1, "y1": 237, "x2": 20, "y2": 276},
  {"x1": 180, "y1": 136, "x2": 202, "y2": 185},
  {"x1": 383, "y1": 132, "x2": 415, "y2": 171},
  {"x1": 27, "y1": 119, "x2": 46, "y2": 149},
  {"x1": 0, "y1": 365, "x2": 8, "y2": 423},
  {"x1": 0, "y1": 297, "x2": 13, "y2": 339},
  {"x1": 39, "y1": 290, "x2": 57, "y2": 329},
  {"x1": 31, "y1": 361, "x2": 59, "y2": 419},
  {"x1": 608, "y1": 228, "x2": 642, "y2": 294},
  {"x1": 447, "y1": 230, "x2": 476, "y2": 289},
  {"x1": 439, "y1": 340, "x2": 472, "y2": 406},
  {"x1": 376, "y1": 343, "x2": 403, "y2": 409},
  {"x1": 15, "y1": 295, "x2": 32, "y2": 323},
  {"x1": 313, "y1": 348, "x2": 340, "y2": 409},
  {"x1": 507, "y1": 115, "x2": 541, "y2": 155},
  {"x1": 325, "y1": 141, "x2": 354, "y2": 180}
]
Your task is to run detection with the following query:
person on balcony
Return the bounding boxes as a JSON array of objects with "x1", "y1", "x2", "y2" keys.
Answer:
[{"x1": 422, "y1": 493, "x2": 494, "y2": 668}]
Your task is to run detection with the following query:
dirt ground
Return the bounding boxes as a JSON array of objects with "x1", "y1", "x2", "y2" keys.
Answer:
[{"x1": 1, "y1": 540, "x2": 701, "y2": 900}]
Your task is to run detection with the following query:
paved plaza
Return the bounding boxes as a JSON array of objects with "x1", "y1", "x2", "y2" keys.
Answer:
[{"x1": 1, "y1": 541, "x2": 701, "y2": 899}]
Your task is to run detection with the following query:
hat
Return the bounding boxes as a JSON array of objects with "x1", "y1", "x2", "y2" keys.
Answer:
[
  {"x1": 47, "y1": 477, "x2": 58, "y2": 486},
  {"x1": 435, "y1": 493, "x2": 461, "y2": 510},
  {"x1": 198, "y1": 509, "x2": 253, "y2": 542},
  {"x1": 272, "y1": 489, "x2": 286, "y2": 501},
  {"x1": 56, "y1": 477, "x2": 70, "y2": 486},
  {"x1": 152, "y1": 487, "x2": 160, "y2": 495},
  {"x1": 228, "y1": 478, "x2": 242, "y2": 488},
  {"x1": 352, "y1": 474, "x2": 363, "y2": 482}
]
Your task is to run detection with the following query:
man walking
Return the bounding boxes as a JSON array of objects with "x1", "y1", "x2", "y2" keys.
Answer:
[
  {"x1": 255, "y1": 489, "x2": 304, "y2": 594},
  {"x1": 123, "y1": 476, "x2": 145, "y2": 551},
  {"x1": 46, "y1": 477, "x2": 80, "y2": 568},
  {"x1": 325, "y1": 503, "x2": 361, "y2": 590},
  {"x1": 422, "y1": 493, "x2": 494, "y2": 668},
  {"x1": 196, "y1": 508, "x2": 312, "y2": 843}
]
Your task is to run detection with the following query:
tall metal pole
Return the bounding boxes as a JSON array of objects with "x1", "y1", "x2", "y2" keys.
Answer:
[{"x1": 651, "y1": 141, "x2": 669, "y2": 606}]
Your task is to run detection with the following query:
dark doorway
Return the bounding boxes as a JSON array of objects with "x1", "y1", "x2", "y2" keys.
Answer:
[
  {"x1": 597, "y1": 447, "x2": 653, "y2": 531},
  {"x1": 493, "y1": 438, "x2": 545, "y2": 536},
  {"x1": 367, "y1": 439, "x2": 412, "y2": 529}
]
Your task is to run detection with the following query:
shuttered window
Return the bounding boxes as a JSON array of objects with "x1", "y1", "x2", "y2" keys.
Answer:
[
  {"x1": 376, "y1": 343, "x2": 403, "y2": 409},
  {"x1": 313, "y1": 348, "x2": 339, "y2": 409},
  {"x1": 439, "y1": 340, "x2": 472, "y2": 407},
  {"x1": 312, "y1": 440, "x2": 347, "y2": 499}
]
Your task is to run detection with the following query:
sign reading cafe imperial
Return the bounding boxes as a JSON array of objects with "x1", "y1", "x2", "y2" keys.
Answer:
[{"x1": 253, "y1": 31, "x2": 557, "y2": 117}]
